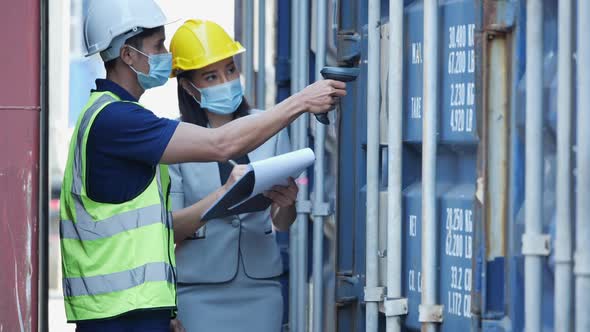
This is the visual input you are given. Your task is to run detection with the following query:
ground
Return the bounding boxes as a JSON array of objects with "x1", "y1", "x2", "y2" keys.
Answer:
[{"x1": 48, "y1": 291, "x2": 74, "y2": 332}]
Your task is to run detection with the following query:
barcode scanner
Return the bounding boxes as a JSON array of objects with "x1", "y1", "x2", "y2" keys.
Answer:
[{"x1": 316, "y1": 66, "x2": 360, "y2": 125}]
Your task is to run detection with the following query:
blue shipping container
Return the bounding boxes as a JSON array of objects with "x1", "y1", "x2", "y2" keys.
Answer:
[{"x1": 329, "y1": 0, "x2": 563, "y2": 331}]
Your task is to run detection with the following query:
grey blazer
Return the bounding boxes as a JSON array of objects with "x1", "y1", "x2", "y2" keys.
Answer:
[{"x1": 170, "y1": 112, "x2": 291, "y2": 283}]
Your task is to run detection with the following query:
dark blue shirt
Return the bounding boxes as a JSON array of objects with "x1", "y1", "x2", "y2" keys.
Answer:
[{"x1": 85, "y1": 79, "x2": 179, "y2": 203}]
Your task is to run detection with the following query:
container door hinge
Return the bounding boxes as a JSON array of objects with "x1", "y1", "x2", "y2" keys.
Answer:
[
  {"x1": 483, "y1": 1, "x2": 516, "y2": 33},
  {"x1": 418, "y1": 304, "x2": 444, "y2": 323},
  {"x1": 521, "y1": 233, "x2": 551, "y2": 256},
  {"x1": 363, "y1": 286, "x2": 385, "y2": 302},
  {"x1": 336, "y1": 272, "x2": 360, "y2": 307},
  {"x1": 336, "y1": 296, "x2": 358, "y2": 307},
  {"x1": 383, "y1": 297, "x2": 408, "y2": 317}
]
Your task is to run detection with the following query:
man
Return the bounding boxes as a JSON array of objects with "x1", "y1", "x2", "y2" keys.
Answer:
[{"x1": 60, "y1": 0, "x2": 346, "y2": 331}]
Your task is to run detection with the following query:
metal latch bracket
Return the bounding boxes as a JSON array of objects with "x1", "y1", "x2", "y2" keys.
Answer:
[
  {"x1": 574, "y1": 252, "x2": 590, "y2": 276},
  {"x1": 296, "y1": 200, "x2": 312, "y2": 214},
  {"x1": 418, "y1": 304, "x2": 444, "y2": 323},
  {"x1": 521, "y1": 233, "x2": 551, "y2": 256},
  {"x1": 384, "y1": 297, "x2": 408, "y2": 317},
  {"x1": 312, "y1": 202, "x2": 332, "y2": 217}
]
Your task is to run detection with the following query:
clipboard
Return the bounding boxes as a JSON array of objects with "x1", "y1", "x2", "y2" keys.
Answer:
[{"x1": 201, "y1": 148, "x2": 316, "y2": 221}]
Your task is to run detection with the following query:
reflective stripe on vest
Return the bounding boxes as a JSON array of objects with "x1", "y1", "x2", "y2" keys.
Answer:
[
  {"x1": 63, "y1": 262, "x2": 174, "y2": 297},
  {"x1": 60, "y1": 203, "x2": 167, "y2": 241},
  {"x1": 72, "y1": 94, "x2": 113, "y2": 196}
]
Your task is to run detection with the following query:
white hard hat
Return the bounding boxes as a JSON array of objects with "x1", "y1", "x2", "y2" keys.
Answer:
[{"x1": 84, "y1": 0, "x2": 167, "y2": 62}]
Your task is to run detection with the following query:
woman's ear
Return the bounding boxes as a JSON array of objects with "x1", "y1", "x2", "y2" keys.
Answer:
[
  {"x1": 180, "y1": 78, "x2": 201, "y2": 101},
  {"x1": 179, "y1": 78, "x2": 193, "y2": 96}
]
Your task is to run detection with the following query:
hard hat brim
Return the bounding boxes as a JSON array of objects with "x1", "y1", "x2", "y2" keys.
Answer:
[{"x1": 170, "y1": 46, "x2": 246, "y2": 78}]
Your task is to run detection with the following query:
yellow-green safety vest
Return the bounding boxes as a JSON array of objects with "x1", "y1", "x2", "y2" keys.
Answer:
[{"x1": 59, "y1": 91, "x2": 176, "y2": 322}]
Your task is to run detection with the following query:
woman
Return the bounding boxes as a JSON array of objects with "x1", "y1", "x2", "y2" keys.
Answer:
[{"x1": 168, "y1": 19, "x2": 298, "y2": 332}]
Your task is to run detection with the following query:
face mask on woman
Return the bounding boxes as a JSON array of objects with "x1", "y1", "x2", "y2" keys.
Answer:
[{"x1": 190, "y1": 79, "x2": 244, "y2": 115}]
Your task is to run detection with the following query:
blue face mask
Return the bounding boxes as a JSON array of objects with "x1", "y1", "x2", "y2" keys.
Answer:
[
  {"x1": 128, "y1": 46, "x2": 172, "y2": 90},
  {"x1": 190, "y1": 79, "x2": 244, "y2": 115}
]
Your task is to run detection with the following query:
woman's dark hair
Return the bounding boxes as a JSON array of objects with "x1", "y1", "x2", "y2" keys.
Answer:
[{"x1": 177, "y1": 71, "x2": 250, "y2": 127}]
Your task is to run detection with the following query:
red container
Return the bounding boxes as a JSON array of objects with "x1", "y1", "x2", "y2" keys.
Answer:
[{"x1": 0, "y1": 0, "x2": 41, "y2": 330}]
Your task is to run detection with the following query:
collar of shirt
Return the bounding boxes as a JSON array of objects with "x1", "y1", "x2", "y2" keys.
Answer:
[{"x1": 93, "y1": 79, "x2": 138, "y2": 103}]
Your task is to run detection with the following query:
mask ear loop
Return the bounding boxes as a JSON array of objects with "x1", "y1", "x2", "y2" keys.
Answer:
[
  {"x1": 187, "y1": 80, "x2": 204, "y2": 105},
  {"x1": 126, "y1": 45, "x2": 149, "y2": 58},
  {"x1": 124, "y1": 44, "x2": 149, "y2": 75}
]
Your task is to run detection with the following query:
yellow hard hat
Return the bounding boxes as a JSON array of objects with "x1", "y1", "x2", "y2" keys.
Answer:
[{"x1": 170, "y1": 19, "x2": 245, "y2": 77}]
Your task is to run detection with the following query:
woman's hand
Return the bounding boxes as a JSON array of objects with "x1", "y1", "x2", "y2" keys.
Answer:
[
  {"x1": 264, "y1": 177, "x2": 299, "y2": 208},
  {"x1": 266, "y1": 178, "x2": 298, "y2": 231}
]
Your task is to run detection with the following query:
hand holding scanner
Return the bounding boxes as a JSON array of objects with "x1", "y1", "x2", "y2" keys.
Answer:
[{"x1": 316, "y1": 66, "x2": 360, "y2": 125}]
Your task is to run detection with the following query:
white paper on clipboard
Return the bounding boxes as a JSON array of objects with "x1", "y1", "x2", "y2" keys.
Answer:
[
  {"x1": 201, "y1": 148, "x2": 316, "y2": 221},
  {"x1": 229, "y1": 148, "x2": 316, "y2": 209}
]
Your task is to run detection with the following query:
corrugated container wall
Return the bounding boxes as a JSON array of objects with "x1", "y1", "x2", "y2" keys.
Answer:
[{"x1": 328, "y1": 0, "x2": 569, "y2": 331}]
